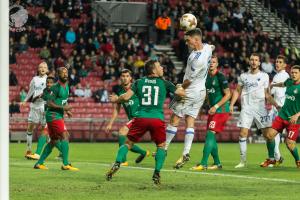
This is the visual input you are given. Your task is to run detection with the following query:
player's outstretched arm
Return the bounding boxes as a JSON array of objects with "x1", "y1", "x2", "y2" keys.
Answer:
[
  {"x1": 265, "y1": 89, "x2": 281, "y2": 110},
  {"x1": 109, "y1": 90, "x2": 134, "y2": 103},
  {"x1": 174, "y1": 87, "x2": 185, "y2": 97},
  {"x1": 47, "y1": 100, "x2": 72, "y2": 111},
  {"x1": 229, "y1": 85, "x2": 242, "y2": 113},
  {"x1": 105, "y1": 103, "x2": 121, "y2": 133},
  {"x1": 270, "y1": 82, "x2": 285, "y2": 89},
  {"x1": 181, "y1": 79, "x2": 191, "y2": 89}
]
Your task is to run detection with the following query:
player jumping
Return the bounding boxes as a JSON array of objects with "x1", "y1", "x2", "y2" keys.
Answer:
[
  {"x1": 165, "y1": 28, "x2": 213, "y2": 169},
  {"x1": 105, "y1": 69, "x2": 149, "y2": 166},
  {"x1": 106, "y1": 60, "x2": 185, "y2": 184},
  {"x1": 191, "y1": 55, "x2": 231, "y2": 170}
]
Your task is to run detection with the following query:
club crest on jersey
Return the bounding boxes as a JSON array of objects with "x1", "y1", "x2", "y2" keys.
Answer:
[{"x1": 294, "y1": 89, "x2": 298, "y2": 94}]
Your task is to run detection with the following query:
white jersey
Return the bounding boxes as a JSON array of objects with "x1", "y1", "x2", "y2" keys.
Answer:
[
  {"x1": 183, "y1": 43, "x2": 212, "y2": 97},
  {"x1": 238, "y1": 71, "x2": 269, "y2": 109},
  {"x1": 24, "y1": 75, "x2": 47, "y2": 108},
  {"x1": 271, "y1": 70, "x2": 289, "y2": 107}
]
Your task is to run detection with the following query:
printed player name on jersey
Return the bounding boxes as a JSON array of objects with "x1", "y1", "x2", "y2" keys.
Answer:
[{"x1": 145, "y1": 79, "x2": 157, "y2": 84}]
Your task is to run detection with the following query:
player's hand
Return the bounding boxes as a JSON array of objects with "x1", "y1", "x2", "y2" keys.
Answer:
[
  {"x1": 66, "y1": 111, "x2": 73, "y2": 118},
  {"x1": 289, "y1": 114, "x2": 300, "y2": 124},
  {"x1": 229, "y1": 105, "x2": 234, "y2": 114},
  {"x1": 105, "y1": 123, "x2": 112, "y2": 133},
  {"x1": 208, "y1": 107, "x2": 216, "y2": 115},
  {"x1": 109, "y1": 94, "x2": 119, "y2": 103},
  {"x1": 63, "y1": 105, "x2": 72, "y2": 111},
  {"x1": 176, "y1": 84, "x2": 182, "y2": 88}
]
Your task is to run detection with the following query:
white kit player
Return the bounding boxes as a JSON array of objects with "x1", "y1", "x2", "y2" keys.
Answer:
[
  {"x1": 230, "y1": 53, "x2": 280, "y2": 168},
  {"x1": 263, "y1": 55, "x2": 289, "y2": 166},
  {"x1": 22, "y1": 62, "x2": 48, "y2": 158},
  {"x1": 165, "y1": 28, "x2": 213, "y2": 169}
]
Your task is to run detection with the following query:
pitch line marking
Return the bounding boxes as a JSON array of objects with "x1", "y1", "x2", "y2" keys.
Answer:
[{"x1": 10, "y1": 160, "x2": 300, "y2": 184}]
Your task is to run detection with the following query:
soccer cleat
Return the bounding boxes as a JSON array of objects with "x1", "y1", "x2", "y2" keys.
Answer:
[
  {"x1": 152, "y1": 171, "x2": 161, "y2": 185},
  {"x1": 24, "y1": 150, "x2": 33, "y2": 159},
  {"x1": 174, "y1": 154, "x2": 190, "y2": 169},
  {"x1": 61, "y1": 164, "x2": 79, "y2": 171},
  {"x1": 26, "y1": 153, "x2": 40, "y2": 160},
  {"x1": 120, "y1": 162, "x2": 129, "y2": 166},
  {"x1": 135, "y1": 150, "x2": 150, "y2": 164},
  {"x1": 190, "y1": 164, "x2": 207, "y2": 171},
  {"x1": 235, "y1": 161, "x2": 246, "y2": 168},
  {"x1": 260, "y1": 159, "x2": 276, "y2": 168},
  {"x1": 296, "y1": 161, "x2": 300, "y2": 168},
  {"x1": 207, "y1": 164, "x2": 222, "y2": 170},
  {"x1": 274, "y1": 157, "x2": 284, "y2": 166},
  {"x1": 106, "y1": 162, "x2": 121, "y2": 181},
  {"x1": 34, "y1": 164, "x2": 48, "y2": 170}
]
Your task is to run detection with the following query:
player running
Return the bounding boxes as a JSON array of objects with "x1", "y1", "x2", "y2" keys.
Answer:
[
  {"x1": 26, "y1": 76, "x2": 55, "y2": 160},
  {"x1": 191, "y1": 55, "x2": 231, "y2": 170},
  {"x1": 165, "y1": 28, "x2": 213, "y2": 169},
  {"x1": 230, "y1": 53, "x2": 279, "y2": 168},
  {"x1": 105, "y1": 69, "x2": 149, "y2": 166},
  {"x1": 263, "y1": 65, "x2": 300, "y2": 168},
  {"x1": 106, "y1": 60, "x2": 185, "y2": 184},
  {"x1": 260, "y1": 55, "x2": 289, "y2": 167},
  {"x1": 23, "y1": 62, "x2": 48, "y2": 159},
  {"x1": 34, "y1": 67, "x2": 78, "y2": 171}
]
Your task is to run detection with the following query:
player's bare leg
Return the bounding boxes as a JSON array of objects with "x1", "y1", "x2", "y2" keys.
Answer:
[
  {"x1": 25, "y1": 123, "x2": 37, "y2": 159},
  {"x1": 261, "y1": 128, "x2": 277, "y2": 167},
  {"x1": 235, "y1": 128, "x2": 248, "y2": 168},
  {"x1": 174, "y1": 116, "x2": 195, "y2": 169}
]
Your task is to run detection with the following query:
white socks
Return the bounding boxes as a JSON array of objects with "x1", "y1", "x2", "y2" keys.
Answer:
[
  {"x1": 165, "y1": 125, "x2": 177, "y2": 150},
  {"x1": 26, "y1": 131, "x2": 33, "y2": 151},
  {"x1": 183, "y1": 128, "x2": 194, "y2": 155},
  {"x1": 239, "y1": 137, "x2": 247, "y2": 162},
  {"x1": 274, "y1": 134, "x2": 281, "y2": 161}
]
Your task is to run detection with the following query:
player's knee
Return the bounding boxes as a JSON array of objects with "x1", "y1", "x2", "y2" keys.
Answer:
[
  {"x1": 125, "y1": 140, "x2": 134, "y2": 149},
  {"x1": 239, "y1": 129, "x2": 248, "y2": 138},
  {"x1": 119, "y1": 126, "x2": 128, "y2": 136},
  {"x1": 285, "y1": 139, "x2": 296, "y2": 151},
  {"x1": 27, "y1": 123, "x2": 35, "y2": 132},
  {"x1": 185, "y1": 116, "x2": 195, "y2": 128},
  {"x1": 62, "y1": 131, "x2": 69, "y2": 140},
  {"x1": 170, "y1": 114, "x2": 180, "y2": 126}
]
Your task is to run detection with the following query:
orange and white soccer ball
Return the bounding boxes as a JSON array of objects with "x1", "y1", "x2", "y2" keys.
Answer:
[{"x1": 180, "y1": 13, "x2": 197, "y2": 31}]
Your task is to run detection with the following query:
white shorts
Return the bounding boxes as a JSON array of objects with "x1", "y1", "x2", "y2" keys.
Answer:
[
  {"x1": 169, "y1": 90, "x2": 206, "y2": 119},
  {"x1": 237, "y1": 107, "x2": 272, "y2": 129},
  {"x1": 28, "y1": 106, "x2": 46, "y2": 125}
]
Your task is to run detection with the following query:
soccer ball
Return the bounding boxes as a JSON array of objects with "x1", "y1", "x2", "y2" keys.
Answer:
[{"x1": 180, "y1": 13, "x2": 197, "y2": 31}]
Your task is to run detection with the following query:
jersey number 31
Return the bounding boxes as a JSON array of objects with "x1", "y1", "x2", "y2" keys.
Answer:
[{"x1": 142, "y1": 86, "x2": 159, "y2": 106}]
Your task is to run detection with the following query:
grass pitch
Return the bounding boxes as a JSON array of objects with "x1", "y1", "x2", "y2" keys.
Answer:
[{"x1": 10, "y1": 142, "x2": 300, "y2": 200}]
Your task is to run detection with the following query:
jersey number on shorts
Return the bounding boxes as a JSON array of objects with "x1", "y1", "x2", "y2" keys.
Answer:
[
  {"x1": 142, "y1": 86, "x2": 159, "y2": 106},
  {"x1": 260, "y1": 115, "x2": 270, "y2": 123},
  {"x1": 209, "y1": 121, "x2": 216, "y2": 129},
  {"x1": 288, "y1": 131, "x2": 295, "y2": 139}
]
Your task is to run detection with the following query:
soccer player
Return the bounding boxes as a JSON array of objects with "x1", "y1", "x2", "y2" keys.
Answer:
[
  {"x1": 165, "y1": 28, "x2": 213, "y2": 169},
  {"x1": 230, "y1": 53, "x2": 280, "y2": 168},
  {"x1": 263, "y1": 65, "x2": 300, "y2": 168},
  {"x1": 26, "y1": 76, "x2": 55, "y2": 160},
  {"x1": 106, "y1": 60, "x2": 185, "y2": 184},
  {"x1": 105, "y1": 69, "x2": 149, "y2": 166},
  {"x1": 23, "y1": 62, "x2": 48, "y2": 158},
  {"x1": 191, "y1": 56, "x2": 231, "y2": 170},
  {"x1": 34, "y1": 67, "x2": 79, "y2": 171},
  {"x1": 260, "y1": 55, "x2": 289, "y2": 167}
]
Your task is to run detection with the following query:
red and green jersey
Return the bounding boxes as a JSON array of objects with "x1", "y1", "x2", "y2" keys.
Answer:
[
  {"x1": 41, "y1": 88, "x2": 52, "y2": 111},
  {"x1": 278, "y1": 79, "x2": 300, "y2": 124},
  {"x1": 205, "y1": 71, "x2": 230, "y2": 113},
  {"x1": 45, "y1": 82, "x2": 69, "y2": 122},
  {"x1": 115, "y1": 85, "x2": 139, "y2": 120},
  {"x1": 131, "y1": 77, "x2": 176, "y2": 120}
]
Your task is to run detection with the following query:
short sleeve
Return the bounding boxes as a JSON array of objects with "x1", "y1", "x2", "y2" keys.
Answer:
[
  {"x1": 164, "y1": 80, "x2": 176, "y2": 93},
  {"x1": 263, "y1": 74, "x2": 269, "y2": 89},
  {"x1": 284, "y1": 78, "x2": 293, "y2": 87},
  {"x1": 131, "y1": 80, "x2": 139, "y2": 94},
  {"x1": 48, "y1": 85, "x2": 58, "y2": 101},
  {"x1": 218, "y1": 73, "x2": 229, "y2": 90}
]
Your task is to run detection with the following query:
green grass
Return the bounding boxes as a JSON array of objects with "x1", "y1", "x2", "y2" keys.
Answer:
[{"x1": 10, "y1": 142, "x2": 300, "y2": 200}]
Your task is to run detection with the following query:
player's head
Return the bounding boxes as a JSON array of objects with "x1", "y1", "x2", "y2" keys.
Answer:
[
  {"x1": 275, "y1": 55, "x2": 287, "y2": 72},
  {"x1": 209, "y1": 55, "x2": 218, "y2": 72},
  {"x1": 144, "y1": 60, "x2": 163, "y2": 77},
  {"x1": 184, "y1": 28, "x2": 202, "y2": 50},
  {"x1": 58, "y1": 67, "x2": 68, "y2": 83},
  {"x1": 249, "y1": 53, "x2": 261, "y2": 70},
  {"x1": 38, "y1": 62, "x2": 48, "y2": 76},
  {"x1": 291, "y1": 65, "x2": 300, "y2": 82},
  {"x1": 120, "y1": 69, "x2": 132, "y2": 86},
  {"x1": 46, "y1": 76, "x2": 55, "y2": 89}
]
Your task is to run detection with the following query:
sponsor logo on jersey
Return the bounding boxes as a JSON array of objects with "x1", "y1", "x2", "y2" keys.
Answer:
[
  {"x1": 286, "y1": 94, "x2": 296, "y2": 101},
  {"x1": 207, "y1": 88, "x2": 215, "y2": 94},
  {"x1": 125, "y1": 100, "x2": 134, "y2": 106},
  {"x1": 244, "y1": 81, "x2": 259, "y2": 89}
]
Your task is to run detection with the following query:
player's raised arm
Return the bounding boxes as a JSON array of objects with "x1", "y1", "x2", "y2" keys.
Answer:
[{"x1": 105, "y1": 102, "x2": 121, "y2": 133}]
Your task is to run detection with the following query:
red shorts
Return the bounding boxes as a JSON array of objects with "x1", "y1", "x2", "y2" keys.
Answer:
[
  {"x1": 126, "y1": 120, "x2": 133, "y2": 129},
  {"x1": 207, "y1": 113, "x2": 231, "y2": 133},
  {"x1": 47, "y1": 119, "x2": 67, "y2": 140},
  {"x1": 272, "y1": 116, "x2": 300, "y2": 141},
  {"x1": 127, "y1": 118, "x2": 166, "y2": 145}
]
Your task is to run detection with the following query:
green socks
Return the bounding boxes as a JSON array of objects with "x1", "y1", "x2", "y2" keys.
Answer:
[
  {"x1": 130, "y1": 145, "x2": 147, "y2": 156},
  {"x1": 290, "y1": 147, "x2": 300, "y2": 161},
  {"x1": 266, "y1": 139, "x2": 275, "y2": 159},
  {"x1": 211, "y1": 144, "x2": 221, "y2": 165},
  {"x1": 35, "y1": 134, "x2": 47, "y2": 155},
  {"x1": 60, "y1": 140, "x2": 69, "y2": 166},
  {"x1": 200, "y1": 130, "x2": 217, "y2": 166},
  {"x1": 116, "y1": 145, "x2": 129, "y2": 163},
  {"x1": 154, "y1": 147, "x2": 166, "y2": 172},
  {"x1": 118, "y1": 135, "x2": 127, "y2": 146},
  {"x1": 36, "y1": 143, "x2": 53, "y2": 165}
]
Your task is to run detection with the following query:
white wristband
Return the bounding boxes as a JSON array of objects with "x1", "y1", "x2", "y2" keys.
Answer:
[{"x1": 214, "y1": 104, "x2": 219, "y2": 109}]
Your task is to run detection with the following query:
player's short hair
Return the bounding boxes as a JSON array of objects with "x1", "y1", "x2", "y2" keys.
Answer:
[
  {"x1": 250, "y1": 53, "x2": 261, "y2": 61},
  {"x1": 185, "y1": 28, "x2": 202, "y2": 37},
  {"x1": 291, "y1": 65, "x2": 300, "y2": 71},
  {"x1": 276, "y1": 55, "x2": 287, "y2": 63},
  {"x1": 120, "y1": 69, "x2": 132, "y2": 76},
  {"x1": 144, "y1": 60, "x2": 157, "y2": 75},
  {"x1": 46, "y1": 76, "x2": 55, "y2": 82},
  {"x1": 211, "y1": 55, "x2": 218, "y2": 62}
]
